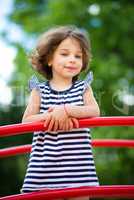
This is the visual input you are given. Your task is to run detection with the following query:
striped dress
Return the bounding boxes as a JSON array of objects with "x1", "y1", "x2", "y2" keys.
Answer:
[{"x1": 21, "y1": 72, "x2": 99, "y2": 193}]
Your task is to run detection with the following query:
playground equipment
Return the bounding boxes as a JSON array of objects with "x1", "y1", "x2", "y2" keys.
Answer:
[{"x1": 0, "y1": 116, "x2": 134, "y2": 199}]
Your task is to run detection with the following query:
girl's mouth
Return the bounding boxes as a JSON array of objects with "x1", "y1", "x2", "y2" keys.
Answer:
[{"x1": 65, "y1": 66, "x2": 77, "y2": 71}]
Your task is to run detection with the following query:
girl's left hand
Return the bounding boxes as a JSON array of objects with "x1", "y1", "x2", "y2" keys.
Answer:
[
  {"x1": 60, "y1": 117, "x2": 79, "y2": 131},
  {"x1": 45, "y1": 105, "x2": 79, "y2": 132}
]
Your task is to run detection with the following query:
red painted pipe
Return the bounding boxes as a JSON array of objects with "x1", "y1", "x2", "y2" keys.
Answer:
[
  {"x1": 0, "y1": 116, "x2": 134, "y2": 137},
  {"x1": 1, "y1": 139, "x2": 134, "y2": 158},
  {"x1": 0, "y1": 117, "x2": 134, "y2": 199},
  {"x1": 93, "y1": 139, "x2": 134, "y2": 148},
  {"x1": 0, "y1": 185, "x2": 134, "y2": 199},
  {"x1": 0, "y1": 145, "x2": 31, "y2": 158}
]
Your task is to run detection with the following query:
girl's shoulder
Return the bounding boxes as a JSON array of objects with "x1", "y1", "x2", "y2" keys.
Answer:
[
  {"x1": 28, "y1": 75, "x2": 47, "y2": 92},
  {"x1": 75, "y1": 71, "x2": 93, "y2": 92},
  {"x1": 83, "y1": 70, "x2": 93, "y2": 89}
]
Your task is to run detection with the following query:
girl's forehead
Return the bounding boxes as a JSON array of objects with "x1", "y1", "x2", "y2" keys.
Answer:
[{"x1": 57, "y1": 37, "x2": 82, "y2": 52}]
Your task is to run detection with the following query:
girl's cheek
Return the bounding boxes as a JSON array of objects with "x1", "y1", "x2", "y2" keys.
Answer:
[{"x1": 57, "y1": 55, "x2": 66, "y2": 62}]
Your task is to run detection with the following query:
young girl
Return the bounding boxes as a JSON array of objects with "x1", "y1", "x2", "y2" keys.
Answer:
[{"x1": 21, "y1": 25, "x2": 100, "y2": 200}]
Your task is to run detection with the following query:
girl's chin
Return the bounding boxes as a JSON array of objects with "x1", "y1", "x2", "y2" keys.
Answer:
[
  {"x1": 63, "y1": 74, "x2": 77, "y2": 79},
  {"x1": 64, "y1": 70, "x2": 79, "y2": 76}
]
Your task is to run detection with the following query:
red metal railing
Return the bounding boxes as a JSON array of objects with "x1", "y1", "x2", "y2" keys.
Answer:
[
  {"x1": 1, "y1": 139, "x2": 134, "y2": 158},
  {"x1": 0, "y1": 116, "x2": 134, "y2": 137},
  {"x1": 0, "y1": 116, "x2": 134, "y2": 199},
  {"x1": 1, "y1": 185, "x2": 134, "y2": 199}
]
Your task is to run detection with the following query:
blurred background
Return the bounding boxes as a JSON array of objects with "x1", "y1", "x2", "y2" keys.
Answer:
[{"x1": 0, "y1": 0, "x2": 134, "y2": 199}]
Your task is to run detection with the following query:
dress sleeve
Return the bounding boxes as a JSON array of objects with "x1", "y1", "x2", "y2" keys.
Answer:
[
  {"x1": 28, "y1": 75, "x2": 40, "y2": 92},
  {"x1": 83, "y1": 71, "x2": 93, "y2": 92}
]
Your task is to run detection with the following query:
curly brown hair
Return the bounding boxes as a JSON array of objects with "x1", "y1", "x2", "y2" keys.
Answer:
[{"x1": 30, "y1": 25, "x2": 92, "y2": 80}]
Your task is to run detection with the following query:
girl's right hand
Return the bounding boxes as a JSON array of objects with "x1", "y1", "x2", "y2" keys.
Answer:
[{"x1": 60, "y1": 117, "x2": 79, "y2": 131}]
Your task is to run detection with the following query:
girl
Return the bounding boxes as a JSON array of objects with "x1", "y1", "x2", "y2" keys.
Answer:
[{"x1": 21, "y1": 25, "x2": 100, "y2": 200}]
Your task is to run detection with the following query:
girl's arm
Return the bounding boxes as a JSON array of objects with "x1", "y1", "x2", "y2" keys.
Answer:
[
  {"x1": 65, "y1": 86, "x2": 100, "y2": 118},
  {"x1": 22, "y1": 89, "x2": 79, "y2": 131},
  {"x1": 22, "y1": 89, "x2": 50, "y2": 123}
]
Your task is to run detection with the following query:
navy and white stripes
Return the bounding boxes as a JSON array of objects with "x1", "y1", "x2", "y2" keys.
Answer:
[{"x1": 21, "y1": 73, "x2": 99, "y2": 193}]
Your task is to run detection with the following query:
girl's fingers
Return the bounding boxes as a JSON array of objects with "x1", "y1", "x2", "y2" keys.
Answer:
[
  {"x1": 59, "y1": 120, "x2": 64, "y2": 130},
  {"x1": 62, "y1": 121, "x2": 66, "y2": 131},
  {"x1": 71, "y1": 118, "x2": 79, "y2": 129},
  {"x1": 44, "y1": 114, "x2": 51, "y2": 128},
  {"x1": 47, "y1": 118, "x2": 55, "y2": 131},
  {"x1": 59, "y1": 119, "x2": 74, "y2": 131},
  {"x1": 53, "y1": 120, "x2": 59, "y2": 131},
  {"x1": 65, "y1": 121, "x2": 69, "y2": 131},
  {"x1": 68, "y1": 118, "x2": 73, "y2": 130},
  {"x1": 45, "y1": 117, "x2": 79, "y2": 131}
]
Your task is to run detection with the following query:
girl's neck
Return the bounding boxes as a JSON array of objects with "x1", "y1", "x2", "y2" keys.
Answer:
[{"x1": 50, "y1": 76, "x2": 73, "y2": 91}]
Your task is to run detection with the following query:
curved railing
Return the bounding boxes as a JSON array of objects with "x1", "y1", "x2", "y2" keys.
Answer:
[
  {"x1": 1, "y1": 185, "x2": 134, "y2": 200},
  {"x1": 0, "y1": 116, "x2": 134, "y2": 137},
  {"x1": 0, "y1": 116, "x2": 134, "y2": 199},
  {"x1": 1, "y1": 139, "x2": 134, "y2": 158}
]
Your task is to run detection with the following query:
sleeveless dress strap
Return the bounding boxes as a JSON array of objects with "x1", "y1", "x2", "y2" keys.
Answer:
[
  {"x1": 28, "y1": 75, "x2": 40, "y2": 92},
  {"x1": 83, "y1": 71, "x2": 93, "y2": 92}
]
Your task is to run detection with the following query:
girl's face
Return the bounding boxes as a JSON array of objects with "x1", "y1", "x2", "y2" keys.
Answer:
[{"x1": 49, "y1": 37, "x2": 83, "y2": 81}]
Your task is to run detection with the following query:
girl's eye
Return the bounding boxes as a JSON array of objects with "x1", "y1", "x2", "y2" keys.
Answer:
[
  {"x1": 61, "y1": 53, "x2": 68, "y2": 56},
  {"x1": 75, "y1": 55, "x2": 82, "y2": 58},
  {"x1": 60, "y1": 53, "x2": 82, "y2": 58}
]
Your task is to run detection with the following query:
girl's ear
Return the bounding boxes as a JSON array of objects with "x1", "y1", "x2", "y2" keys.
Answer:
[
  {"x1": 48, "y1": 52, "x2": 54, "y2": 67},
  {"x1": 48, "y1": 63, "x2": 51, "y2": 67},
  {"x1": 48, "y1": 57, "x2": 52, "y2": 67}
]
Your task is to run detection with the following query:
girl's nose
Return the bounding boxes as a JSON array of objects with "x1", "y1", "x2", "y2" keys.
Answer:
[{"x1": 69, "y1": 55, "x2": 76, "y2": 63}]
